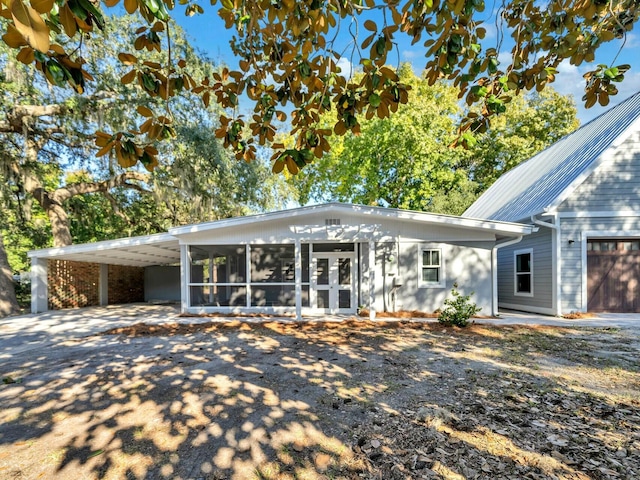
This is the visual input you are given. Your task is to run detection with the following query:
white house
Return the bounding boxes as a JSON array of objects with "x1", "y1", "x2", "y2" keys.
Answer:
[
  {"x1": 29, "y1": 203, "x2": 533, "y2": 318},
  {"x1": 465, "y1": 91, "x2": 640, "y2": 314}
]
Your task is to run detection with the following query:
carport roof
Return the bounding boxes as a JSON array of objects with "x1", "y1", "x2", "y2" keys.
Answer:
[{"x1": 28, "y1": 232, "x2": 180, "y2": 267}]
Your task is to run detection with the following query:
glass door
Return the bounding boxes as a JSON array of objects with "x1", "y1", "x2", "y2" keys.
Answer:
[{"x1": 311, "y1": 254, "x2": 355, "y2": 313}]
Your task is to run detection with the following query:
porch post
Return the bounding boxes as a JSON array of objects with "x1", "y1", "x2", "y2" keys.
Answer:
[
  {"x1": 295, "y1": 239, "x2": 302, "y2": 320},
  {"x1": 180, "y1": 244, "x2": 189, "y2": 313},
  {"x1": 31, "y1": 257, "x2": 48, "y2": 313},
  {"x1": 99, "y1": 264, "x2": 109, "y2": 306},
  {"x1": 368, "y1": 240, "x2": 376, "y2": 320}
]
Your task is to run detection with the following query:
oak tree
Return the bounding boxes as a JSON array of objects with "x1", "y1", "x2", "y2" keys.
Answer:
[{"x1": 0, "y1": 0, "x2": 636, "y2": 173}]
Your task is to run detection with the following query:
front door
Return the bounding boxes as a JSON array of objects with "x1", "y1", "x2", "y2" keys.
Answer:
[{"x1": 311, "y1": 254, "x2": 356, "y2": 313}]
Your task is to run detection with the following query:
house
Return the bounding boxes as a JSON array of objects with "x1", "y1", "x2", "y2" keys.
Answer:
[
  {"x1": 464, "y1": 91, "x2": 640, "y2": 314},
  {"x1": 29, "y1": 203, "x2": 533, "y2": 318}
]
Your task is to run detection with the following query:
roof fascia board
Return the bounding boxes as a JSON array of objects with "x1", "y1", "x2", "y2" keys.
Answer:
[{"x1": 543, "y1": 115, "x2": 640, "y2": 214}]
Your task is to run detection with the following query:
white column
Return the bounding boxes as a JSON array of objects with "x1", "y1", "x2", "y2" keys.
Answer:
[
  {"x1": 491, "y1": 248, "x2": 498, "y2": 317},
  {"x1": 295, "y1": 239, "x2": 302, "y2": 320},
  {"x1": 368, "y1": 240, "x2": 376, "y2": 320},
  {"x1": 31, "y1": 257, "x2": 48, "y2": 313},
  {"x1": 246, "y1": 245, "x2": 252, "y2": 308},
  {"x1": 180, "y1": 244, "x2": 189, "y2": 313},
  {"x1": 99, "y1": 264, "x2": 109, "y2": 306}
]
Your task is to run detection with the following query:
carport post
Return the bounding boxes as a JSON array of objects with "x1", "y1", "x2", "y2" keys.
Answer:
[
  {"x1": 31, "y1": 257, "x2": 48, "y2": 313},
  {"x1": 99, "y1": 264, "x2": 109, "y2": 306},
  {"x1": 369, "y1": 240, "x2": 376, "y2": 320},
  {"x1": 294, "y1": 239, "x2": 302, "y2": 320},
  {"x1": 180, "y1": 244, "x2": 189, "y2": 313}
]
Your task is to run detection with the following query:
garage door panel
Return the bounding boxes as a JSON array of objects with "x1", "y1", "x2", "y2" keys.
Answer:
[{"x1": 587, "y1": 241, "x2": 640, "y2": 312}]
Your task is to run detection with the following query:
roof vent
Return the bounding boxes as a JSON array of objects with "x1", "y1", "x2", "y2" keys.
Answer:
[{"x1": 325, "y1": 218, "x2": 341, "y2": 226}]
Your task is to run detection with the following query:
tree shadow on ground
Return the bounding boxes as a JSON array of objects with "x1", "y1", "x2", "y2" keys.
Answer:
[{"x1": 0, "y1": 319, "x2": 638, "y2": 479}]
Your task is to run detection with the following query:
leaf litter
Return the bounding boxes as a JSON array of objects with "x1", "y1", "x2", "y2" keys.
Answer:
[{"x1": 0, "y1": 320, "x2": 638, "y2": 479}]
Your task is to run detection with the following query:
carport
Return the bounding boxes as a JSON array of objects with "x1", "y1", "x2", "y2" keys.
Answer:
[{"x1": 28, "y1": 233, "x2": 181, "y2": 313}]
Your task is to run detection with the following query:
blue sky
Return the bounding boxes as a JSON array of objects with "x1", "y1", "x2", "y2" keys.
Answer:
[{"x1": 171, "y1": 6, "x2": 640, "y2": 125}]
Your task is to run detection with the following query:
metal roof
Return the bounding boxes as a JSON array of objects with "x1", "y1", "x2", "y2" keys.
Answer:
[{"x1": 464, "y1": 91, "x2": 640, "y2": 222}]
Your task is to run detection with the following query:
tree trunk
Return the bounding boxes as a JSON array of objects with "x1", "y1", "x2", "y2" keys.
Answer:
[
  {"x1": 0, "y1": 232, "x2": 20, "y2": 317},
  {"x1": 46, "y1": 202, "x2": 73, "y2": 247}
]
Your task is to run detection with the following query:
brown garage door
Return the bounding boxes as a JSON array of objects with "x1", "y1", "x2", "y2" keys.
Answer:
[{"x1": 587, "y1": 239, "x2": 640, "y2": 312}]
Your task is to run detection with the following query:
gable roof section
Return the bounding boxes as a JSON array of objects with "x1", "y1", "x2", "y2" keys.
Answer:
[
  {"x1": 168, "y1": 202, "x2": 533, "y2": 237},
  {"x1": 464, "y1": 91, "x2": 640, "y2": 222}
]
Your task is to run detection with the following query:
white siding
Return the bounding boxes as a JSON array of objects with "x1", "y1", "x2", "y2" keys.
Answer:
[
  {"x1": 394, "y1": 241, "x2": 494, "y2": 314},
  {"x1": 559, "y1": 216, "x2": 640, "y2": 312},
  {"x1": 497, "y1": 228, "x2": 553, "y2": 312},
  {"x1": 558, "y1": 131, "x2": 640, "y2": 212},
  {"x1": 556, "y1": 131, "x2": 640, "y2": 312},
  {"x1": 177, "y1": 212, "x2": 498, "y2": 245}
]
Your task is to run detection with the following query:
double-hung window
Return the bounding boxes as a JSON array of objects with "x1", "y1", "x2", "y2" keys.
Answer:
[
  {"x1": 419, "y1": 247, "x2": 445, "y2": 288},
  {"x1": 514, "y1": 249, "x2": 533, "y2": 296}
]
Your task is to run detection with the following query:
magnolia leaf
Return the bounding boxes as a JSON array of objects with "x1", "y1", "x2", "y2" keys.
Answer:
[
  {"x1": 2, "y1": 23, "x2": 27, "y2": 48},
  {"x1": 272, "y1": 159, "x2": 285, "y2": 174},
  {"x1": 285, "y1": 157, "x2": 299, "y2": 174},
  {"x1": 29, "y1": 0, "x2": 53, "y2": 14},
  {"x1": 137, "y1": 105, "x2": 153, "y2": 117},
  {"x1": 95, "y1": 143, "x2": 113, "y2": 157},
  {"x1": 59, "y1": 3, "x2": 77, "y2": 37},
  {"x1": 120, "y1": 69, "x2": 136, "y2": 84},
  {"x1": 363, "y1": 19, "x2": 376, "y2": 32},
  {"x1": 124, "y1": 0, "x2": 137, "y2": 14},
  {"x1": 15, "y1": 45, "x2": 34, "y2": 63},
  {"x1": 104, "y1": 0, "x2": 119, "y2": 6},
  {"x1": 10, "y1": 0, "x2": 51, "y2": 53},
  {"x1": 118, "y1": 52, "x2": 138, "y2": 65}
]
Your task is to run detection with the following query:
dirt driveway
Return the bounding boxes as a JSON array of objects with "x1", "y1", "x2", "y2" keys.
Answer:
[{"x1": 1, "y1": 308, "x2": 639, "y2": 479}]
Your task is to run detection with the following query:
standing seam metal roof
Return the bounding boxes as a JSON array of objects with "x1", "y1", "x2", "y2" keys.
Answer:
[{"x1": 463, "y1": 91, "x2": 640, "y2": 222}]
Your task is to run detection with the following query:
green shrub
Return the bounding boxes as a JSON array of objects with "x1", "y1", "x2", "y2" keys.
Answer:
[
  {"x1": 438, "y1": 283, "x2": 481, "y2": 327},
  {"x1": 14, "y1": 281, "x2": 31, "y2": 310}
]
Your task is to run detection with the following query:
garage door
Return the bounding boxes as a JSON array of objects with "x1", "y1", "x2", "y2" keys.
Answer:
[{"x1": 587, "y1": 239, "x2": 640, "y2": 312}]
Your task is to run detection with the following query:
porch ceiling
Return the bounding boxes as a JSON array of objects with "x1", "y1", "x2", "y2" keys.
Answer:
[{"x1": 28, "y1": 233, "x2": 181, "y2": 267}]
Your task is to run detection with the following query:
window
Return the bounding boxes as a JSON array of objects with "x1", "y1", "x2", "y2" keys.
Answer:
[
  {"x1": 419, "y1": 247, "x2": 444, "y2": 288},
  {"x1": 514, "y1": 249, "x2": 533, "y2": 296}
]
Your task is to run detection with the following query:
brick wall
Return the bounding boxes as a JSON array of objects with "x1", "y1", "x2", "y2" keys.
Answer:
[
  {"x1": 48, "y1": 260, "x2": 100, "y2": 309},
  {"x1": 48, "y1": 260, "x2": 145, "y2": 309},
  {"x1": 108, "y1": 265, "x2": 144, "y2": 304}
]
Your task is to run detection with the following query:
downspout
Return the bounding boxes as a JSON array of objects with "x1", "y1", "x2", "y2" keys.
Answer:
[
  {"x1": 531, "y1": 214, "x2": 562, "y2": 316},
  {"x1": 491, "y1": 236, "x2": 524, "y2": 316}
]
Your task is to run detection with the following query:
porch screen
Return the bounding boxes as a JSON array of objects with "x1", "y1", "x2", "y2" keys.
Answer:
[
  {"x1": 188, "y1": 244, "x2": 310, "y2": 308},
  {"x1": 189, "y1": 245, "x2": 246, "y2": 306},
  {"x1": 250, "y1": 245, "x2": 309, "y2": 307}
]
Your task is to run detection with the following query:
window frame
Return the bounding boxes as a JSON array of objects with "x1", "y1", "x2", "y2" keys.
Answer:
[
  {"x1": 514, "y1": 248, "x2": 534, "y2": 297},
  {"x1": 418, "y1": 245, "x2": 445, "y2": 288}
]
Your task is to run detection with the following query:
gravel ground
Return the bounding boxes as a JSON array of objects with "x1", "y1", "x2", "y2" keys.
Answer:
[{"x1": 1, "y1": 315, "x2": 639, "y2": 479}]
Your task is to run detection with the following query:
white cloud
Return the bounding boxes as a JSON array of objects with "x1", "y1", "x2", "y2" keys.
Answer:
[
  {"x1": 552, "y1": 59, "x2": 640, "y2": 124},
  {"x1": 336, "y1": 56, "x2": 355, "y2": 79}
]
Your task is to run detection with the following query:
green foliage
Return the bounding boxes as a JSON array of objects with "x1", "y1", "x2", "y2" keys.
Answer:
[
  {"x1": 438, "y1": 283, "x2": 482, "y2": 328},
  {"x1": 3, "y1": 0, "x2": 635, "y2": 169},
  {"x1": 295, "y1": 67, "x2": 578, "y2": 216},
  {"x1": 295, "y1": 65, "x2": 473, "y2": 214},
  {"x1": 470, "y1": 89, "x2": 580, "y2": 189},
  {"x1": 13, "y1": 280, "x2": 30, "y2": 310},
  {"x1": 0, "y1": 15, "x2": 295, "y2": 272}
]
